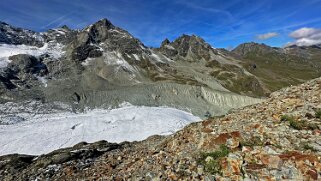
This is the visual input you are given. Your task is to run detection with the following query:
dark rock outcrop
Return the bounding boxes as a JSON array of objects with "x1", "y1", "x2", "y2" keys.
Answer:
[
  {"x1": 0, "y1": 141, "x2": 123, "y2": 180},
  {"x1": 8, "y1": 54, "x2": 48, "y2": 76},
  {"x1": 0, "y1": 21, "x2": 44, "y2": 47},
  {"x1": 0, "y1": 54, "x2": 48, "y2": 92},
  {"x1": 68, "y1": 18, "x2": 147, "y2": 62}
]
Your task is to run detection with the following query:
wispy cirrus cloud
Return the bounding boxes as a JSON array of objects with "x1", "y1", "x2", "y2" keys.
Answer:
[
  {"x1": 256, "y1": 32, "x2": 279, "y2": 40},
  {"x1": 41, "y1": 11, "x2": 75, "y2": 29},
  {"x1": 175, "y1": 0, "x2": 234, "y2": 20},
  {"x1": 286, "y1": 27, "x2": 321, "y2": 46}
]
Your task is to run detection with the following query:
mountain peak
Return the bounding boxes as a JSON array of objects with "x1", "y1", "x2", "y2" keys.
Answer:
[
  {"x1": 60, "y1": 25, "x2": 71, "y2": 31},
  {"x1": 157, "y1": 34, "x2": 214, "y2": 59},
  {"x1": 232, "y1": 42, "x2": 281, "y2": 56},
  {"x1": 161, "y1": 38, "x2": 171, "y2": 47},
  {"x1": 171, "y1": 34, "x2": 209, "y2": 48},
  {"x1": 94, "y1": 18, "x2": 114, "y2": 29},
  {"x1": 83, "y1": 18, "x2": 115, "y2": 33},
  {"x1": 176, "y1": 34, "x2": 203, "y2": 41},
  {"x1": 237, "y1": 42, "x2": 268, "y2": 47},
  {"x1": 0, "y1": 21, "x2": 9, "y2": 26}
]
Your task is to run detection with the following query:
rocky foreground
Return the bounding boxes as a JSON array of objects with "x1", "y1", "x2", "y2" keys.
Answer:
[{"x1": 1, "y1": 78, "x2": 321, "y2": 180}]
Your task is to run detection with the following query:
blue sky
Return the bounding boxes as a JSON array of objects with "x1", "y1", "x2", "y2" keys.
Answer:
[{"x1": 1, "y1": 0, "x2": 321, "y2": 48}]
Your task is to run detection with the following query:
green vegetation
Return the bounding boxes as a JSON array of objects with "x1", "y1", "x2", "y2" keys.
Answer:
[
  {"x1": 239, "y1": 49, "x2": 321, "y2": 94},
  {"x1": 280, "y1": 115, "x2": 294, "y2": 122},
  {"x1": 315, "y1": 109, "x2": 321, "y2": 119},
  {"x1": 303, "y1": 143, "x2": 317, "y2": 152},
  {"x1": 210, "y1": 69, "x2": 265, "y2": 97},
  {"x1": 290, "y1": 119, "x2": 318, "y2": 130},
  {"x1": 198, "y1": 145, "x2": 230, "y2": 175},
  {"x1": 240, "y1": 136, "x2": 264, "y2": 147},
  {"x1": 281, "y1": 114, "x2": 318, "y2": 130},
  {"x1": 289, "y1": 119, "x2": 304, "y2": 130}
]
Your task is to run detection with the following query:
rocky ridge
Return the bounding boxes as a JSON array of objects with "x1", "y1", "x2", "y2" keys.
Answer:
[
  {"x1": 0, "y1": 21, "x2": 44, "y2": 47},
  {"x1": 1, "y1": 77, "x2": 320, "y2": 180}
]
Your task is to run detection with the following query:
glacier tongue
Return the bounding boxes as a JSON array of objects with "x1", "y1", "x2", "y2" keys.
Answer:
[{"x1": 0, "y1": 105, "x2": 200, "y2": 156}]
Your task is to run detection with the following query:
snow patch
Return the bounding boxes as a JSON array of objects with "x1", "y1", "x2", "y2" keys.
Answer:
[
  {"x1": 81, "y1": 57, "x2": 94, "y2": 66},
  {"x1": 108, "y1": 29, "x2": 132, "y2": 38},
  {"x1": 103, "y1": 51, "x2": 135, "y2": 72},
  {"x1": 150, "y1": 51, "x2": 173, "y2": 63},
  {"x1": 84, "y1": 25, "x2": 93, "y2": 32},
  {"x1": 0, "y1": 106, "x2": 200, "y2": 156},
  {"x1": 140, "y1": 45, "x2": 146, "y2": 50},
  {"x1": 165, "y1": 44, "x2": 175, "y2": 50},
  {"x1": 54, "y1": 29, "x2": 66, "y2": 35},
  {"x1": 90, "y1": 43, "x2": 104, "y2": 51},
  {"x1": 132, "y1": 54, "x2": 140, "y2": 60},
  {"x1": 0, "y1": 43, "x2": 64, "y2": 68},
  {"x1": 35, "y1": 76, "x2": 48, "y2": 87},
  {"x1": 151, "y1": 53, "x2": 164, "y2": 63}
]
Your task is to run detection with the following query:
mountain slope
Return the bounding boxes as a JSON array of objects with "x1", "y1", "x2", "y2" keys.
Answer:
[
  {"x1": 1, "y1": 77, "x2": 320, "y2": 180},
  {"x1": 155, "y1": 35, "x2": 267, "y2": 97},
  {"x1": 0, "y1": 19, "x2": 261, "y2": 117},
  {"x1": 232, "y1": 42, "x2": 321, "y2": 92}
]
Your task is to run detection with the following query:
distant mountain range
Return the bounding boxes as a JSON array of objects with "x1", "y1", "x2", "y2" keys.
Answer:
[{"x1": 1, "y1": 19, "x2": 321, "y2": 117}]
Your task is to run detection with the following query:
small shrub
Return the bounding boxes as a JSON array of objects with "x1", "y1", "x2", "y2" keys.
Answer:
[
  {"x1": 198, "y1": 145, "x2": 230, "y2": 175},
  {"x1": 240, "y1": 136, "x2": 264, "y2": 147},
  {"x1": 280, "y1": 115, "x2": 317, "y2": 130},
  {"x1": 280, "y1": 115, "x2": 294, "y2": 122},
  {"x1": 287, "y1": 118, "x2": 318, "y2": 130},
  {"x1": 303, "y1": 144, "x2": 317, "y2": 152},
  {"x1": 315, "y1": 109, "x2": 321, "y2": 119},
  {"x1": 289, "y1": 119, "x2": 304, "y2": 130}
]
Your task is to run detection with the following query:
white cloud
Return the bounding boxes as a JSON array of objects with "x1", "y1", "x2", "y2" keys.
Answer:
[
  {"x1": 286, "y1": 27, "x2": 321, "y2": 46},
  {"x1": 256, "y1": 32, "x2": 279, "y2": 40}
]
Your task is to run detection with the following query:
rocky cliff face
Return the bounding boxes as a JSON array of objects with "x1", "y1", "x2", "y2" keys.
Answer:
[{"x1": 1, "y1": 77, "x2": 320, "y2": 180}]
